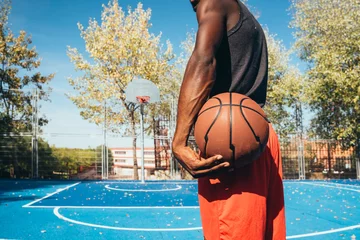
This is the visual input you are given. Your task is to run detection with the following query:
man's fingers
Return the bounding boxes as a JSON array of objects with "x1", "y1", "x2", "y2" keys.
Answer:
[
  {"x1": 195, "y1": 155, "x2": 227, "y2": 170},
  {"x1": 192, "y1": 162, "x2": 229, "y2": 178}
]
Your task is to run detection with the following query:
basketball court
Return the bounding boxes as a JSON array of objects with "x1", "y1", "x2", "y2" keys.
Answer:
[{"x1": 1, "y1": 179, "x2": 359, "y2": 240}]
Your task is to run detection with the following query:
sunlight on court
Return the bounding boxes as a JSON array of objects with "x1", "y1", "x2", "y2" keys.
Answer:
[{"x1": 0, "y1": 180, "x2": 359, "y2": 240}]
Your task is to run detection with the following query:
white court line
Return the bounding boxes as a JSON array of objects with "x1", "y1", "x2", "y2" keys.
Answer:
[
  {"x1": 25, "y1": 205, "x2": 199, "y2": 209},
  {"x1": 286, "y1": 224, "x2": 360, "y2": 239},
  {"x1": 22, "y1": 181, "x2": 360, "y2": 236},
  {"x1": 296, "y1": 182, "x2": 360, "y2": 193},
  {"x1": 317, "y1": 182, "x2": 360, "y2": 188},
  {"x1": 285, "y1": 181, "x2": 360, "y2": 238},
  {"x1": 53, "y1": 207, "x2": 202, "y2": 232},
  {"x1": 96, "y1": 181, "x2": 197, "y2": 185},
  {"x1": 22, "y1": 182, "x2": 80, "y2": 208},
  {"x1": 105, "y1": 184, "x2": 182, "y2": 192}
]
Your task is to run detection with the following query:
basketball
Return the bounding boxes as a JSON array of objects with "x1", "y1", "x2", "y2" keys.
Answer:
[{"x1": 194, "y1": 92, "x2": 269, "y2": 168}]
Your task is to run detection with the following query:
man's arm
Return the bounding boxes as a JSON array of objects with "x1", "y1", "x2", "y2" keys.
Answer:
[{"x1": 172, "y1": 0, "x2": 230, "y2": 178}]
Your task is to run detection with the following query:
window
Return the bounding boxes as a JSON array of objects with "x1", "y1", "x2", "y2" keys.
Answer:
[
  {"x1": 115, "y1": 159, "x2": 126, "y2": 163},
  {"x1": 144, "y1": 160, "x2": 155, "y2": 164},
  {"x1": 114, "y1": 151, "x2": 126, "y2": 155},
  {"x1": 144, "y1": 151, "x2": 154, "y2": 155}
]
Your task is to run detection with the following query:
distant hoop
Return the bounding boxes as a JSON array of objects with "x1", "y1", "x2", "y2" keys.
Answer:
[{"x1": 136, "y1": 96, "x2": 150, "y2": 104}]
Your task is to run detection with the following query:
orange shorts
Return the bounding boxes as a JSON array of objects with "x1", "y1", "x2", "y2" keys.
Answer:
[{"x1": 198, "y1": 124, "x2": 286, "y2": 240}]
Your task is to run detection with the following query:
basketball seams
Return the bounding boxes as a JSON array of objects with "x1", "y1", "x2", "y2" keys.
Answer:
[
  {"x1": 195, "y1": 93, "x2": 269, "y2": 166},
  {"x1": 239, "y1": 98, "x2": 261, "y2": 143},
  {"x1": 230, "y1": 93, "x2": 236, "y2": 166},
  {"x1": 198, "y1": 103, "x2": 269, "y2": 123},
  {"x1": 242, "y1": 105, "x2": 270, "y2": 123},
  {"x1": 203, "y1": 97, "x2": 223, "y2": 157}
]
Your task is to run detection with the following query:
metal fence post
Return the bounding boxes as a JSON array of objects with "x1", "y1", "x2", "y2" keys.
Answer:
[
  {"x1": 357, "y1": 140, "x2": 360, "y2": 179},
  {"x1": 298, "y1": 138, "x2": 305, "y2": 180},
  {"x1": 31, "y1": 88, "x2": 39, "y2": 179}
]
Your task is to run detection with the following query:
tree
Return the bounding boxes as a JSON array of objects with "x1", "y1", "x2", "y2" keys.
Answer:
[
  {"x1": 290, "y1": 0, "x2": 360, "y2": 148},
  {"x1": 67, "y1": 0, "x2": 176, "y2": 180},
  {"x1": 0, "y1": 0, "x2": 54, "y2": 133},
  {"x1": 264, "y1": 29, "x2": 304, "y2": 138}
]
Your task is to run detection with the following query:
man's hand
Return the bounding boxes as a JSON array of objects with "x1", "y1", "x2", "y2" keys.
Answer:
[{"x1": 172, "y1": 145, "x2": 230, "y2": 178}]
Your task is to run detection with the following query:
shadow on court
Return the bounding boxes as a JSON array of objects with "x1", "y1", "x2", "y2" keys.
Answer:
[{"x1": 0, "y1": 179, "x2": 77, "y2": 204}]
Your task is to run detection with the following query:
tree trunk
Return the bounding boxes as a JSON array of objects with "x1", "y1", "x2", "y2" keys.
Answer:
[{"x1": 130, "y1": 112, "x2": 139, "y2": 180}]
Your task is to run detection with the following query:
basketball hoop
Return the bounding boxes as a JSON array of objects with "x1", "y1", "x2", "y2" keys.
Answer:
[
  {"x1": 136, "y1": 96, "x2": 150, "y2": 104},
  {"x1": 124, "y1": 78, "x2": 160, "y2": 184},
  {"x1": 125, "y1": 78, "x2": 160, "y2": 104}
]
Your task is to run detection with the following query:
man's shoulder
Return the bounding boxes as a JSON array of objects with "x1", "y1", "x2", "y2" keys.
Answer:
[
  {"x1": 197, "y1": 0, "x2": 238, "y2": 18},
  {"x1": 197, "y1": 0, "x2": 226, "y2": 13},
  {"x1": 196, "y1": 0, "x2": 227, "y2": 19}
]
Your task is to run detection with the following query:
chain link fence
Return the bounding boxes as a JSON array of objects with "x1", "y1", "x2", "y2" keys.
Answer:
[
  {"x1": 281, "y1": 138, "x2": 358, "y2": 180},
  {"x1": 1, "y1": 89, "x2": 359, "y2": 180}
]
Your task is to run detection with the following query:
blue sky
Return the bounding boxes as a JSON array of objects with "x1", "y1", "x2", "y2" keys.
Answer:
[{"x1": 9, "y1": 0, "x2": 305, "y2": 148}]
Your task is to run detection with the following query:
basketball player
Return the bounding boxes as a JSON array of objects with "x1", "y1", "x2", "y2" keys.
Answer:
[{"x1": 172, "y1": 0, "x2": 286, "y2": 239}]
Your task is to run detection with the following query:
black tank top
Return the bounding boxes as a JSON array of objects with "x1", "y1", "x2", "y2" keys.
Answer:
[{"x1": 210, "y1": 0, "x2": 268, "y2": 107}]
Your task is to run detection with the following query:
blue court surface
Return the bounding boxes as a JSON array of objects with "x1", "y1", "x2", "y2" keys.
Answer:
[{"x1": 1, "y1": 179, "x2": 360, "y2": 240}]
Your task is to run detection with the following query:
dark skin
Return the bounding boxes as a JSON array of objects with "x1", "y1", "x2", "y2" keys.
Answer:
[{"x1": 172, "y1": 0, "x2": 241, "y2": 178}]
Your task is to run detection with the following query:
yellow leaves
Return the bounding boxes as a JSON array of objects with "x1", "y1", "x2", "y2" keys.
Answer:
[
  {"x1": 66, "y1": 0, "x2": 180, "y2": 132},
  {"x1": 291, "y1": 0, "x2": 360, "y2": 144}
]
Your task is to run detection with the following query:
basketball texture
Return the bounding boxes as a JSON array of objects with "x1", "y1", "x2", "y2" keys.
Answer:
[{"x1": 194, "y1": 92, "x2": 269, "y2": 168}]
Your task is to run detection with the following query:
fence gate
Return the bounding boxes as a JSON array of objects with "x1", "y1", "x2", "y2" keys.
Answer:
[
  {"x1": 153, "y1": 117, "x2": 171, "y2": 172},
  {"x1": 281, "y1": 139, "x2": 301, "y2": 179}
]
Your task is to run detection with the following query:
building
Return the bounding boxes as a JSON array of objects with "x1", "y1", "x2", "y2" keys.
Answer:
[{"x1": 110, "y1": 147, "x2": 157, "y2": 179}]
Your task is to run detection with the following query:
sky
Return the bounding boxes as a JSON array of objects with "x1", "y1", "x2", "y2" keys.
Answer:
[{"x1": 8, "y1": 0, "x2": 306, "y2": 148}]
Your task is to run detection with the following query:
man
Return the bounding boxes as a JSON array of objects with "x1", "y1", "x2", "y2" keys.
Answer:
[{"x1": 172, "y1": 0, "x2": 286, "y2": 239}]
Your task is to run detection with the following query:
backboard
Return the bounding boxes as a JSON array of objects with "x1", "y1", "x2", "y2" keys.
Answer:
[{"x1": 125, "y1": 78, "x2": 160, "y2": 104}]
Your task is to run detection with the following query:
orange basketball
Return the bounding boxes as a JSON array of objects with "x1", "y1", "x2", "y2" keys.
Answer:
[{"x1": 194, "y1": 92, "x2": 269, "y2": 168}]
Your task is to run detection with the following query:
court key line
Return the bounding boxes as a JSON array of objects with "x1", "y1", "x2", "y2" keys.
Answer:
[
  {"x1": 316, "y1": 182, "x2": 360, "y2": 188},
  {"x1": 286, "y1": 181, "x2": 360, "y2": 239},
  {"x1": 53, "y1": 207, "x2": 202, "y2": 232},
  {"x1": 286, "y1": 224, "x2": 360, "y2": 239},
  {"x1": 294, "y1": 182, "x2": 360, "y2": 193},
  {"x1": 105, "y1": 184, "x2": 182, "y2": 192},
  {"x1": 21, "y1": 181, "x2": 360, "y2": 237},
  {"x1": 96, "y1": 181, "x2": 197, "y2": 185},
  {"x1": 26, "y1": 205, "x2": 199, "y2": 209},
  {"x1": 22, "y1": 182, "x2": 81, "y2": 208}
]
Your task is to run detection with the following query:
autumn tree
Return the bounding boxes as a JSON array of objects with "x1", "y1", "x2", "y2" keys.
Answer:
[
  {"x1": 291, "y1": 0, "x2": 359, "y2": 148},
  {"x1": 0, "y1": 0, "x2": 54, "y2": 133},
  {"x1": 264, "y1": 30, "x2": 304, "y2": 138},
  {"x1": 67, "y1": 1, "x2": 176, "y2": 180}
]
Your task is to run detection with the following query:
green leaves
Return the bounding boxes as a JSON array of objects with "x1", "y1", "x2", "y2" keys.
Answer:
[
  {"x1": 67, "y1": 0, "x2": 179, "y2": 134},
  {"x1": 291, "y1": 0, "x2": 360, "y2": 148},
  {"x1": 0, "y1": 0, "x2": 54, "y2": 133},
  {"x1": 263, "y1": 29, "x2": 304, "y2": 138}
]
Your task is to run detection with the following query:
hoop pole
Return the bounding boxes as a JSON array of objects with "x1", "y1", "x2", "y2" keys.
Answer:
[{"x1": 140, "y1": 104, "x2": 145, "y2": 183}]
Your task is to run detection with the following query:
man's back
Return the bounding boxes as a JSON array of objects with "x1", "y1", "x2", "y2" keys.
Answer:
[{"x1": 211, "y1": 0, "x2": 268, "y2": 107}]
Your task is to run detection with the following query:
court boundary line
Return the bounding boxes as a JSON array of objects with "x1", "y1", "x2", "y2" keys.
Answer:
[
  {"x1": 19, "y1": 180, "x2": 360, "y2": 237},
  {"x1": 290, "y1": 182, "x2": 360, "y2": 193},
  {"x1": 316, "y1": 182, "x2": 360, "y2": 188},
  {"x1": 105, "y1": 184, "x2": 182, "y2": 192},
  {"x1": 286, "y1": 224, "x2": 360, "y2": 239},
  {"x1": 95, "y1": 181, "x2": 197, "y2": 185},
  {"x1": 23, "y1": 206, "x2": 200, "y2": 209},
  {"x1": 53, "y1": 207, "x2": 202, "y2": 232},
  {"x1": 22, "y1": 182, "x2": 81, "y2": 208},
  {"x1": 285, "y1": 181, "x2": 360, "y2": 238}
]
